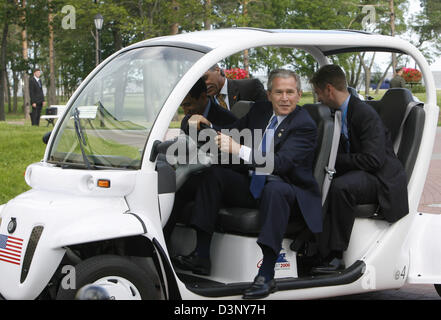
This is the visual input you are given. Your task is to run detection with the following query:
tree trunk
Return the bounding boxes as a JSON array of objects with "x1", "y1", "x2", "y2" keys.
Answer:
[
  {"x1": 389, "y1": 0, "x2": 397, "y2": 72},
  {"x1": 6, "y1": 71, "x2": 11, "y2": 112},
  {"x1": 48, "y1": 0, "x2": 58, "y2": 106},
  {"x1": 375, "y1": 61, "x2": 393, "y2": 94},
  {"x1": 0, "y1": 22, "x2": 8, "y2": 121},
  {"x1": 16, "y1": 0, "x2": 30, "y2": 121},
  {"x1": 242, "y1": 0, "x2": 250, "y2": 74},
  {"x1": 12, "y1": 70, "x2": 18, "y2": 113},
  {"x1": 170, "y1": 0, "x2": 179, "y2": 35},
  {"x1": 359, "y1": 52, "x2": 376, "y2": 97},
  {"x1": 204, "y1": 0, "x2": 211, "y2": 30},
  {"x1": 112, "y1": 26, "x2": 123, "y2": 51}
]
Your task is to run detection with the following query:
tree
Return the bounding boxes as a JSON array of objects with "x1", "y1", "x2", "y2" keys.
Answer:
[
  {"x1": 411, "y1": 0, "x2": 441, "y2": 63},
  {"x1": 0, "y1": 0, "x2": 16, "y2": 121},
  {"x1": 48, "y1": 0, "x2": 57, "y2": 105}
]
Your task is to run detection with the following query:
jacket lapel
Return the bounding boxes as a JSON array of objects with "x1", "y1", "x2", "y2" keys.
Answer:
[
  {"x1": 273, "y1": 106, "x2": 299, "y2": 147},
  {"x1": 227, "y1": 80, "x2": 240, "y2": 106}
]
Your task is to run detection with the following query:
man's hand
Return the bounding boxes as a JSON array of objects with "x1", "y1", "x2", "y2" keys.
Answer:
[
  {"x1": 32, "y1": 103, "x2": 36, "y2": 108},
  {"x1": 215, "y1": 132, "x2": 241, "y2": 155},
  {"x1": 188, "y1": 114, "x2": 211, "y2": 130}
]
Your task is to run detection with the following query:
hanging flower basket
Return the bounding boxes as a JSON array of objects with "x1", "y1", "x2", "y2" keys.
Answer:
[
  {"x1": 224, "y1": 68, "x2": 249, "y2": 80},
  {"x1": 402, "y1": 68, "x2": 422, "y2": 83}
]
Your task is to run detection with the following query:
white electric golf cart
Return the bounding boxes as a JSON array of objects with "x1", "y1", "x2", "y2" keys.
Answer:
[{"x1": 0, "y1": 28, "x2": 440, "y2": 300}]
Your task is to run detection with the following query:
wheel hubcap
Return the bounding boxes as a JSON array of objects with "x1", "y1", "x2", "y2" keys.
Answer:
[{"x1": 91, "y1": 276, "x2": 142, "y2": 300}]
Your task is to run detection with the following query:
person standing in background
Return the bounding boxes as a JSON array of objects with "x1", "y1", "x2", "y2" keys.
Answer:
[
  {"x1": 29, "y1": 68, "x2": 45, "y2": 126},
  {"x1": 390, "y1": 67, "x2": 406, "y2": 88}
]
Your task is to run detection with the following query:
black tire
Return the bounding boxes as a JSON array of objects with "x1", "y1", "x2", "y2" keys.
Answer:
[
  {"x1": 435, "y1": 284, "x2": 441, "y2": 298},
  {"x1": 56, "y1": 255, "x2": 160, "y2": 300}
]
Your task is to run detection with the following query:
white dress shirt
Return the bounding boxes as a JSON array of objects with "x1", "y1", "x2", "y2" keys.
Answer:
[{"x1": 239, "y1": 113, "x2": 287, "y2": 162}]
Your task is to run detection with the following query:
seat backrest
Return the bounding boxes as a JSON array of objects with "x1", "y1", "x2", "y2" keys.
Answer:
[
  {"x1": 230, "y1": 100, "x2": 253, "y2": 119},
  {"x1": 397, "y1": 106, "x2": 425, "y2": 181},
  {"x1": 303, "y1": 104, "x2": 334, "y2": 187},
  {"x1": 370, "y1": 88, "x2": 416, "y2": 142},
  {"x1": 366, "y1": 88, "x2": 425, "y2": 181}
]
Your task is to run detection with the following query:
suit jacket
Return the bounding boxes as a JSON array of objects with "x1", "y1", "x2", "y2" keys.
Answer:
[
  {"x1": 29, "y1": 77, "x2": 45, "y2": 104},
  {"x1": 227, "y1": 78, "x2": 267, "y2": 107},
  {"x1": 214, "y1": 100, "x2": 322, "y2": 233},
  {"x1": 180, "y1": 97, "x2": 238, "y2": 133},
  {"x1": 336, "y1": 95, "x2": 409, "y2": 222}
]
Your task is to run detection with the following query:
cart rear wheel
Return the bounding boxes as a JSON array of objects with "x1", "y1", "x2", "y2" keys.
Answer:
[
  {"x1": 435, "y1": 284, "x2": 441, "y2": 298},
  {"x1": 56, "y1": 255, "x2": 160, "y2": 300}
]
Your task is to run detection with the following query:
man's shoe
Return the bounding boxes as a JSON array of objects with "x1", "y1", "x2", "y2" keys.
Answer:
[
  {"x1": 242, "y1": 276, "x2": 277, "y2": 300},
  {"x1": 172, "y1": 251, "x2": 211, "y2": 276},
  {"x1": 311, "y1": 258, "x2": 345, "y2": 275}
]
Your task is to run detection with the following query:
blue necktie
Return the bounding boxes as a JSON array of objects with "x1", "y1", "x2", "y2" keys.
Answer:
[
  {"x1": 249, "y1": 116, "x2": 278, "y2": 199},
  {"x1": 341, "y1": 107, "x2": 350, "y2": 152}
]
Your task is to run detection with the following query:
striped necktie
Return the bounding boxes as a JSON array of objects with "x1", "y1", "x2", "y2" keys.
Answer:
[
  {"x1": 216, "y1": 94, "x2": 228, "y2": 109},
  {"x1": 249, "y1": 116, "x2": 278, "y2": 199}
]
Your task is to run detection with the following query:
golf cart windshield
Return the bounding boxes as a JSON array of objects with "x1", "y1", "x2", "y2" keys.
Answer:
[{"x1": 48, "y1": 46, "x2": 203, "y2": 169}]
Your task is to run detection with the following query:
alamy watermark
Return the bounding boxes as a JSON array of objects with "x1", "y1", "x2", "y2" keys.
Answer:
[
  {"x1": 61, "y1": 5, "x2": 76, "y2": 30},
  {"x1": 164, "y1": 127, "x2": 275, "y2": 175},
  {"x1": 61, "y1": 265, "x2": 76, "y2": 289},
  {"x1": 362, "y1": 5, "x2": 376, "y2": 31}
]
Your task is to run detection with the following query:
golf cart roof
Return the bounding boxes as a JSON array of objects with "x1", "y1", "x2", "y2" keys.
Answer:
[
  {"x1": 120, "y1": 27, "x2": 435, "y2": 105},
  {"x1": 131, "y1": 28, "x2": 406, "y2": 55}
]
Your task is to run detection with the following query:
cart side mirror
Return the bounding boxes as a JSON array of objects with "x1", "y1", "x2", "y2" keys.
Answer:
[{"x1": 42, "y1": 131, "x2": 52, "y2": 145}]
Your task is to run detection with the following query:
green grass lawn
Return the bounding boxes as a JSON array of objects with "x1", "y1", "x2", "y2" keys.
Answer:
[{"x1": 0, "y1": 122, "x2": 49, "y2": 204}]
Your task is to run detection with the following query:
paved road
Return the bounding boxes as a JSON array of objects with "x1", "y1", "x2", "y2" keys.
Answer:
[
  {"x1": 418, "y1": 127, "x2": 441, "y2": 214},
  {"x1": 331, "y1": 283, "x2": 440, "y2": 300}
]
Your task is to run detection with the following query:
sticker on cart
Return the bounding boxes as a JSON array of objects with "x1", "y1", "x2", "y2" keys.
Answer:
[
  {"x1": 275, "y1": 251, "x2": 291, "y2": 270},
  {"x1": 256, "y1": 249, "x2": 291, "y2": 270}
]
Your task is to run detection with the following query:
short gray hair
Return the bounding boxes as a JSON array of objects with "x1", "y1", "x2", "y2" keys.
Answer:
[{"x1": 267, "y1": 69, "x2": 301, "y2": 92}]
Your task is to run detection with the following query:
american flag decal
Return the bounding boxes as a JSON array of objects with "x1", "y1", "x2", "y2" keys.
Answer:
[{"x1": 0, "y1": 234, "x2": 23, "y2": 266}]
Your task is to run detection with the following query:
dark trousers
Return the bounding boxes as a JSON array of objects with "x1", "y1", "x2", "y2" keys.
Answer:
[
  {"x1": 163, "y1": 172, "x2": 206, "y2": 241},
  {"x1": 190, "y1": 166, "x2": 299, "y2": 255},
  {"x1": 31, "y1": 103, "x2": 43, "y2": 126},
  {"x1": 326, "y1": 170, "x2": 379, "y2": 252}
]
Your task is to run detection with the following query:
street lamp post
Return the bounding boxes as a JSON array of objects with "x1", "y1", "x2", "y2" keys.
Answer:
[{"x1": 94, "y1": 13, "x2": 104, "y2": 66}]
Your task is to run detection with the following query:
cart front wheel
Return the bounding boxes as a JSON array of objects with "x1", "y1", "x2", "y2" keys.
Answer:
[{"x1": 56, "y1": 255, "x2": 160, "y2": 300}]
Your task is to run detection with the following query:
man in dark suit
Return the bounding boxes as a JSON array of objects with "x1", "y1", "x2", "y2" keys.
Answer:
[
  {"x1": 203, "y1": 64, "x2": 267, "y2": 110},
  {"x1": 179, "y1": 77, "x2": 238, "y2": 133},
  {"x1": 173, "y1": 69, "x2": 322, "y2": 299},
  {"x1": 29, "y1": 68, "x2": 45, "y2": 126},
  {"x1": 163, "y1": 78, "x2": 238, "y2": 241},
  {"x1": 310, "y1": 65, "x2": 409, "y2": 274}
]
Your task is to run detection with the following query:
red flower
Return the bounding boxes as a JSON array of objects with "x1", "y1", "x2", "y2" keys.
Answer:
[
  {"x1": 401, "y1": 68, "x2": 422, "y2": 83},
  {"x1": 224, "y1": 68, "x2": 249, "y2": 80}
]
